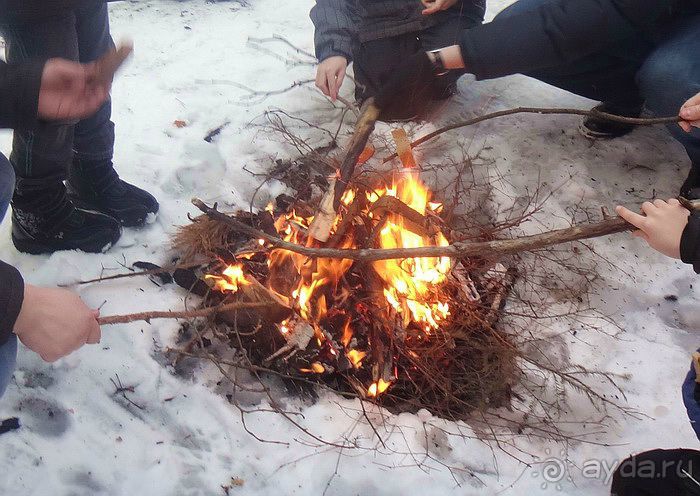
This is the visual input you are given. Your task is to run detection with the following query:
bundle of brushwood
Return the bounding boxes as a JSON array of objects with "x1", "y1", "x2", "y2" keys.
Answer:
[{"x1": 164, "y1": 101, "x2": 634, "y2": 420}]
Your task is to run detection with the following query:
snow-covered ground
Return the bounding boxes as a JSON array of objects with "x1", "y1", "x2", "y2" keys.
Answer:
[{"x1": 0, "y1": 1, "x2": 697, "y2": 494}]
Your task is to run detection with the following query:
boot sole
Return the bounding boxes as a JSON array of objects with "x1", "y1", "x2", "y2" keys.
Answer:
[
  {"x1": 11, "y1": 219, "x2": 122, "y2": 255},
  {"x1": 68, "y1": 194, "x2": 157, "y2": 228},
  {"x1": 11, "y1": 233, "x2": 118, "y2": 255}
]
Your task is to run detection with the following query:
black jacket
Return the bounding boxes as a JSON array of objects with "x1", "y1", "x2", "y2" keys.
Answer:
[
  {"x1": 458, "y1": 0, "x2": 699, "y2": 80},
  {"x1": 0, "y1": 1, "x2": 86, "y2": 23},
  {"x1": 681, "y1": 213, "x2": 700, "y2": 273},
  {"x1": 0, "y1": 60, "x2": 44, "y2": 347},
  {"x1": 311, "y1": 0, "x2": 486, "y2": 63}
]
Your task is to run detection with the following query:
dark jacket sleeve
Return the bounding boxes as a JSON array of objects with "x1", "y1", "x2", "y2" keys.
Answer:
[
  {"x1": 310, "y1": 0, "x2": 358, "y2": 63},
  {"x1": 458, "y1": 0, "x2": 674, "y2": 80},
  {"x1": 680, "y1": 212, "x2": 700, "y2": 273},
  {"x1": 0, "y1": 261, "x2": 24, "y2": 347},
  {"x1": 682, "y1": 354, "x2": 700, "y2": 442},
  {"x1": 0, "y1": 59, "x2": 44, "y2": 130}
]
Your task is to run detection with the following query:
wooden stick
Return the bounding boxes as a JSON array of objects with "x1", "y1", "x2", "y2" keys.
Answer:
[
  {"x1": 308, "y1": 99, "x2": 380, "y2": 242},
  {"x1": 90, "y1": 42, "x2": 134, "y2": 86},
  {"x1": 98, "y1": 301, "x2": 274, "y2": 326},
  {"x1": 192, "y1": 198, "x2": 633, "y2": 262},
  {"x1": 383, "y1": 107, "x2": 681, "y2": 163}
]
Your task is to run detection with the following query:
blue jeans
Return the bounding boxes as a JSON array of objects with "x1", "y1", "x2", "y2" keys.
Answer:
[
  {"x1": 0, "y1": 2, "x2": 115, "y2": 192},
  {"x1": 495, "y1": 0, "x2": 700, "y2": 167},
  {"x1": 0, "y1": 153, "x2": 18, "y2": 398}
]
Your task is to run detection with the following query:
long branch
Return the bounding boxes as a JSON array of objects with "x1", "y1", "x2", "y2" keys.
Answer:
[
  {"x1": 383, "y1": 107, "x2": 681, "y2": 163},
  {"x1": 192, "y1": 198, "x2": 633, "y2": 262},
  {"x1": 98, "y1": 302, "x2": 274, "y2": 326}
]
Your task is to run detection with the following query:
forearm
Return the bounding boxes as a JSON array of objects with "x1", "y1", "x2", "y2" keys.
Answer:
[
  {"x1": 0, "y1": 261, "x2": 25, "y2": 347},
  {"x1": 449, "y1": 0, "x2": 672, "y2": 80},
  {"x1": 310, "y1": 0, "x2": 357, "y2": 62}
]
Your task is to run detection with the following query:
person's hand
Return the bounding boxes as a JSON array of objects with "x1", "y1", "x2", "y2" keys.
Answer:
[
  {"x1": 315, "y1": 56, "x2": 348, "y2": 101},
  {"x1": 421, "y1": 0, "x2": 458, "y2": 15},
  {"x1": 37, "y1": 59, "x2": 110, "y2": 121},
  {"x1": 680, "y1": 92, "x2": 700, "y2": 133},
  {"x1": 13, "y1": 285, "x2": 102, "y2": 362},
  {"x1": 615, "y1": 199, "x2": 690, "y2": 259},
  {"x1": 375, "y1": 51, "x2": 437, "y2": 119}
]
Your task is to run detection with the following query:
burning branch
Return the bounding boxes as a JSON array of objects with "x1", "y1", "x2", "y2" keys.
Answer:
[
  {"x1": 98, "y1": 301, "x2": 276, "y2": 326},
  {"x1": 307, "y1": 98, "x2": 380, "y2": 242},
  {"x1": 382, "y1": 107, "x2": 681, "y2": 163},
  {"x1": 192, "y1": 197, "x2": 633, "y2": 262}
]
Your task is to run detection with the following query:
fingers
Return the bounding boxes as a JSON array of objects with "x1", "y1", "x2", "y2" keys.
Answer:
[
  {"x1": 86, "y1": 318, "x2": 102, "y2": 345},
  {"x1": 653, "y1": 198, "x2": 667, "y2": 208},
  {"x1": 632, "y1": 230, "x2": 649, "y2": 241},
  {"x1": 315, "y1": 68, "x2": 331, "y2": 98},
  {"x1": 328, "y1": 67, "x2": 346, "y2": 101},
  {"x1": 615, "y1": 205, "x2": 647, "y2": 230},
  {"x1": 679, "y1": 92, "x2": 700, "y2": 132},
  {"x1": 668, "y1": 198, "x2": 681, "y2": 206},
  {"x1": 422, "y1": 0, "x2": 442, "y2": 14},
  {"x1": 640, "y1": 201, "x2": 658, "y2": 216}
]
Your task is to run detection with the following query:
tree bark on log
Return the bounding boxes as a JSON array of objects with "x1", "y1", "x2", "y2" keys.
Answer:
[
  {"x1": 307, "y1": 99, "x2": 380, "y2": 242},
  {"x1": 192, "y1": 198, "x2": 634, "y2": 262}
]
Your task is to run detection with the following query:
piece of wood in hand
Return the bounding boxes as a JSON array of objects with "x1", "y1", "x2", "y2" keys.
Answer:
[{"x1": 90, "y1": 42, "x2": 134, "y2": 86}]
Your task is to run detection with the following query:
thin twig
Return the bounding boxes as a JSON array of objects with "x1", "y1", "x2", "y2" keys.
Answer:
[
  {"x1": 382, "y1": 107, "x2": 681, "y2": 163},
  {"x1": 98, "y1": 301, "x2": 275, "y2": 326}
]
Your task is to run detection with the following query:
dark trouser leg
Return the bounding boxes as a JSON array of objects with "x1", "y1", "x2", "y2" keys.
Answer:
[
  {"x1": 0, "y1": 15, "x2": 79, "y2": 215},
  {"x1": 610, "y1": 449, "x2": 700, "y2": 496},
  {"x1": 0, "y1": 154, "x2": 17, "y2": 399},
  {"x1": 636, "y1": 15, "x2": 700, "y2": 186},
  {"x1": 72, "y1": 1, "x2": 115, "y2": 163},
  {"x1": 493, "y1": 0, "x2": 651, "y2": 109}
]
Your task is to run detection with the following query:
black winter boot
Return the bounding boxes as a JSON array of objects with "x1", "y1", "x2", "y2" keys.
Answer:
[
  {"x1": 580, "y1": 102, "x2": 643, "y2": 139},
  {"x1": 68, "y1": 159, "x2": 159, "y2": 227},
  {"x1": 11, "y1": 175, "x2": 122, "y2": 255}
]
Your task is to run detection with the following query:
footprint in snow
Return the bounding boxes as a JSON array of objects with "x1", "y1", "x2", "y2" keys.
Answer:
[{"x1": 14, "y1": 396, "x2": 71, "y2": 437}]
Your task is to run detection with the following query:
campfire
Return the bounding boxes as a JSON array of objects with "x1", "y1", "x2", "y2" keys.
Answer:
[{"x1": 173, "y1": 123, "x2": 519, "y2": 419}]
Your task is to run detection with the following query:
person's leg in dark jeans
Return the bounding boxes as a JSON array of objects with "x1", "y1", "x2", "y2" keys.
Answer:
[
  {"x1": 0, "y1": 13, "x2": 122, "y2": 254},
  {"x1": 67, "y1": 1, "x2": 159, "y2": 226},
  {"x1": 0, "y1": 153, "x2": 18, "y2": 398},
  {"x1": 493, "y1": 0, "x2": 652, "y2": 138},
  {"x1": 610, "y1": 449, "x2": 700, "y2": 496},
  {"x1": 636, "y1": 16, "x2": 700, "y2": 197}
]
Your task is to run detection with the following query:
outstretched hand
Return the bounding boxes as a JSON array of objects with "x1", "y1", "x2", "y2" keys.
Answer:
[
  {"x1": 38, "y1": 43, "x2": 133, "y2": 121},
  {"x1": 680, "y1": 92, "x2": 700, "y2": 133},
  {"x1": 38, "y1": 59, "x2": 109, "y2": 121},
  {"x1": 615, "y1": 199, "x2": 690, "y2": 259},
  {"x1": 374, "y1": 51, "x2": 436, "y2": 119},
  {"x1": 13, "y1": 285, "x2": 102, "y2": 362},
  {"x1": 421, "y1": 0, "x2": 458, "y2": 15}
]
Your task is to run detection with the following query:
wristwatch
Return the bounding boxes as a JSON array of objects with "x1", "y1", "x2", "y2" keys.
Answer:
[{"x1": 428, "y1": 50, "x2": 449, "y2": 76}]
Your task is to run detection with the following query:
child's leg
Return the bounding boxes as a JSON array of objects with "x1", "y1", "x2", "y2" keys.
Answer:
[
  {"x1": 636, "y1": 15, "x2": 700, "y2": 196},
  {"x1": 0, "y1": 153, "x2": 18, "y2": 399},
  {"x1": 72, "y1": 1, "x2": 115, "y2": 164},
  {"x1": 0, "y1": 15, "x2": 79, "y2": 205}
]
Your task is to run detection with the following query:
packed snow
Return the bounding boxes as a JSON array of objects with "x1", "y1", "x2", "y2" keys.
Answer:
[{"x1": 0, "y1": 1, "x2": 697, "y2": 494}]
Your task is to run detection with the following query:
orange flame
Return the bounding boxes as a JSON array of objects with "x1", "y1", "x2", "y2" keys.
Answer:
[
  {"x1": 367, "y1": 379, "x2": 391, "y2": 397},
  {"x1": 205, "y1": 263, "x2": 250, "y2": 293},
  {"x1": 371, "y1": 171, "x2": 451, "y2": 331}
]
